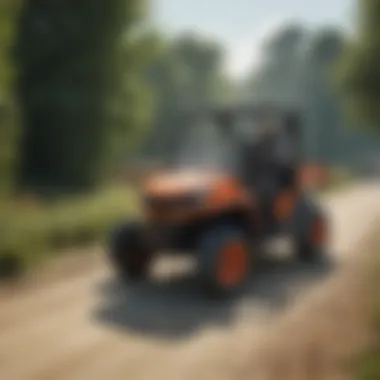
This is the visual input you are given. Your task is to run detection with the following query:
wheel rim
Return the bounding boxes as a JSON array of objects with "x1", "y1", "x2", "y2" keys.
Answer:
[{"x1": 217, "y1": 240, "x2": 249, "y2": 288}]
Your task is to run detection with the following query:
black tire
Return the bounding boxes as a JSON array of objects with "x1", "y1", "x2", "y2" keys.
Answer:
[
  {"x1": 296, "y1": 239, "x2": 324, "y2": 262},
  {"x1": 197, "y1": 225, "x2": 251, "y2": 298},
  {"x1": 108, "y1": 221, "x2": 152, "y2": 281},
  {"x1": 292, "y1": 196, "x2": 328, "y2": 262}
]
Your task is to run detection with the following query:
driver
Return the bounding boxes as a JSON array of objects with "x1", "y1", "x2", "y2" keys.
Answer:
[
  {"x1": 273, "y1": 121, "x2": 298, "y2": 190},
  {"x1": 252, "y1": 118, "x2": 297, "y2": 197}
]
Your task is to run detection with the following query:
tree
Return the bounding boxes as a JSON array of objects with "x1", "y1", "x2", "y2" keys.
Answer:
[
  {"x1": 15, "y1": 0, "x2": 154, "y2": 193},
  {"x1": 302, "y1": 28, "x2": 345, "y2": 163},
  {"x1": 338, "y1": 0, "x2": 380, "y2": 130},
  {"x1": 245, "y1": 23, "x2": 370, "y2": 165},
  {"x1": 247, "y1": 21, "x2": 380, "y2": 166},
  {"x1": 247, "y1": 23, "x2": 307, "y2": 104},
  {"x1": 143, "y1": 33, "x2": 226, "y2": 160},
  {"x1": 0, "y1": 2, "x2": 20, "y2": 197}
]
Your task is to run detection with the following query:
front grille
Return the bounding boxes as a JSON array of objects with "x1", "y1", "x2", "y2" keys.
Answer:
[{"x1": 145, "y1": 194, "x2": 199, "y2": 217}]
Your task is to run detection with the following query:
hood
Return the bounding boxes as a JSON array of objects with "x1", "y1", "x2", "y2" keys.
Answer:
[{"x1": 144, "y1": 169, "x2": 225, "y2": 197}]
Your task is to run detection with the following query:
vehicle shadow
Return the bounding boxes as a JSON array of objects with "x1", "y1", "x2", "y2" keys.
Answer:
[{"x1": 92, "y1": 253, "x2": 336, "y2": 340}]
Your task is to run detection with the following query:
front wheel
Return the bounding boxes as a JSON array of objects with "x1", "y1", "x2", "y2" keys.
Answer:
[
  {"x1": 197, "y1": 225, "x2": 251, "y2": 298},
  {"x1": 108, "y1": 221, "x2": 152, "y2": 281}
]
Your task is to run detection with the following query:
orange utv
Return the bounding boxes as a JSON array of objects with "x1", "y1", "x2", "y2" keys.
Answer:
[{"x1": 108, "y1": 104, "x2": 329, "y2": 297}]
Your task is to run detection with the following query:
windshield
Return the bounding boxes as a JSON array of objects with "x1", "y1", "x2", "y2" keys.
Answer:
[
  {"x1": 174, "y1": 107, "x2": 281, "y2": 170},
  {"x1": 177, "y1": 112, "x2": 274, "y2": 170},
  {"x1": 178, "y1": 115, "x2": 233, "y2": 170}
]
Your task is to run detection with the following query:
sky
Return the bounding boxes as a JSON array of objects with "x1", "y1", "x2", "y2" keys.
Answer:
[{"x1": 153, "y1": 0, "x2": 355, "y2": 78}]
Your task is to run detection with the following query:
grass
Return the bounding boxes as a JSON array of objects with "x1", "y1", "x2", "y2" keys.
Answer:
[
  {"x1": 357, "y1": 234, "x2": 380, "y2": 380},
  {"x1": 0, "y1": 185, "x2": 140, "y2": 279},
  {"x1": 328, "y1": 167, "x2": 356, "y2": 191}
]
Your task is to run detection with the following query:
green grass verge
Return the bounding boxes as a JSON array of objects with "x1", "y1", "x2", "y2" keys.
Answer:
[
  {"x1": 328, "y1": 167, "x2": 356, "y2": 191},
  {"x1": 357, "y1": 236, "x2": 380, "y2": 380},
  {"x1": 0, "y1": 185, "x2": 140, "y2": 279}
]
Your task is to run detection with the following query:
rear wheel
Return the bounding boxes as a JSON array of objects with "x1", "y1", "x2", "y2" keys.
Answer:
[
  {"x1": 108, "y1": 221, "x2": 152, "y2": 281},
  {"x1": 197, "y1": 225, "x2": 251, "y2": 297},
  {"x1": 293, "y1": 198, "x2": 328, "y2": 262}
]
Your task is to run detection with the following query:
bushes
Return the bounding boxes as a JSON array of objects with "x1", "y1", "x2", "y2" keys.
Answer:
[{"x1": 0, "y1": 186, "x2": 140, "y2": 279}]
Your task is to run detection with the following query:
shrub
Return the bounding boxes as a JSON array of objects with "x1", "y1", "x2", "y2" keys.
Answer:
[{"x1": 0, "y1": 185, "x2": 140, "y2": 279}]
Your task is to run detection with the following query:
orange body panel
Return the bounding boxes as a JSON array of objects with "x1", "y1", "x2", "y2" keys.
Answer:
[
  {"x1": 144, "y1": 170, "x2": 221, "y2": 197},
  {"x1": 143, "y1": 171, "x2": 255, "y2": 224},
  {"x1": 206, "y1": 177, "x2": 254, "y2": 212},
  {"x1": 216, "y1": 239, "x2": 249, "y2": 288},
  {"x1": 271, "y1": 164, "x2": 329, "y2": 222},
  {"x1": 298, "y1": 164, "x2": 330, "y2": 189}
]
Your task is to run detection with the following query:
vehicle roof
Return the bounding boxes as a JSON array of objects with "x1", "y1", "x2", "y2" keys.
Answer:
[{"x1": 188, "y1": 101, "x2": 301, "y2": 118}]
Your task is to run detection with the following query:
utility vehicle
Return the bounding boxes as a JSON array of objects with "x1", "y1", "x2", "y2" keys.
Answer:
[{"x1": 108, "y1": 103, "x2": 328, "y2": 297}]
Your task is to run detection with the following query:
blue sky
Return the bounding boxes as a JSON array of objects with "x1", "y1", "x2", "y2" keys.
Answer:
[{"x1": 153, "y1": 0, "x2": 355, "y2": 77}]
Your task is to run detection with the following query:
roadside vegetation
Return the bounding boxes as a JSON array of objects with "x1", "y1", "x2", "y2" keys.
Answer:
[
  {"x1": 357, "y1": 233, "x2": 380, "y2": 380},
  {"x1": 0, "y1": 185, "x2": 139, "y2": 279},
  {"x1": 326, "y1": 167, "x2": 356, "y2": 192}
]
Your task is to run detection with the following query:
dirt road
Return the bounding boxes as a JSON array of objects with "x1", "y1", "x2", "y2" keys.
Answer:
[{"x1": 0, "y1": 182, "x2": 379, "y2": 380}]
